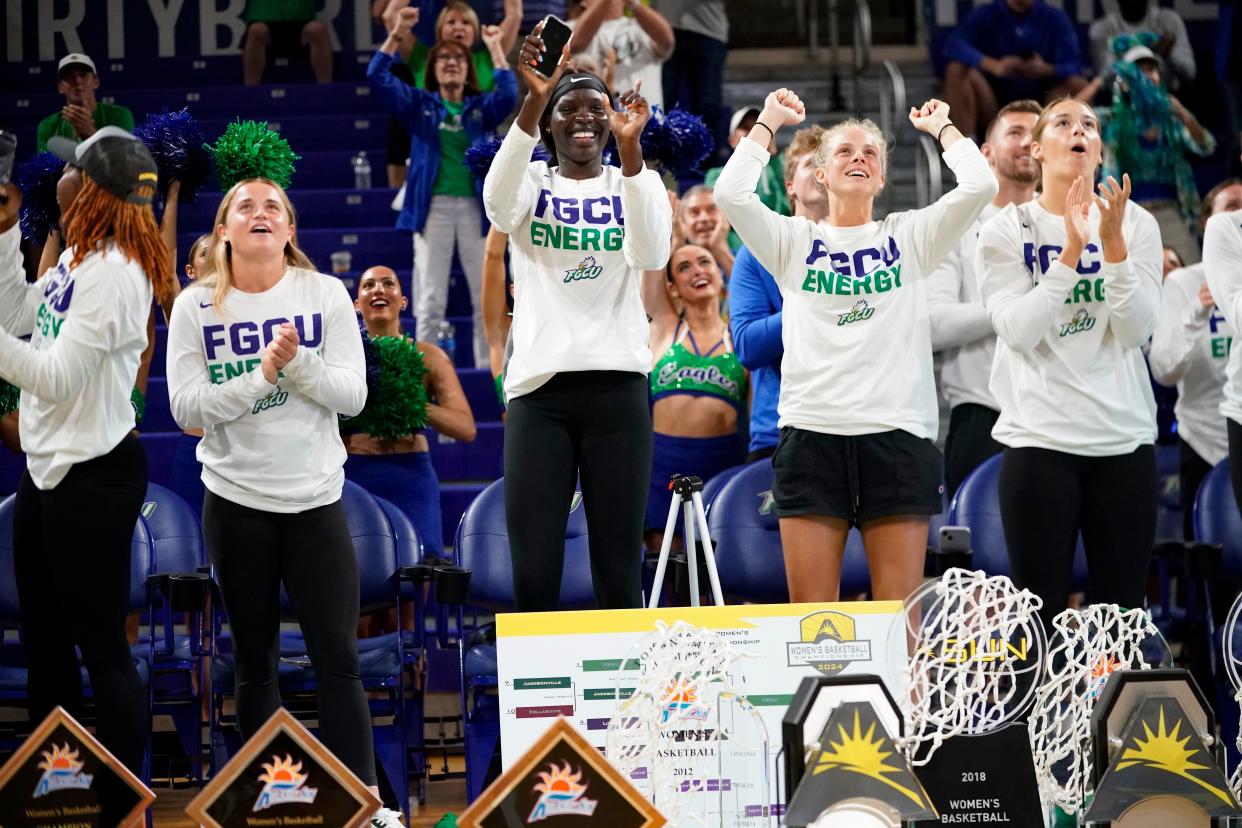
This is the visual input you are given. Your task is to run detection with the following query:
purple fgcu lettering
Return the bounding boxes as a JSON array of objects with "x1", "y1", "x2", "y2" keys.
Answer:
[
  {"x1": 533, "y1": 189, "x2": 624, "y2": 225},
  {"x1": 42, "y1": 270, "x2": 75, "y2": 314},
  {"x1": 805, "y1": 237, "x2": 901, "y2": 277},
  {"x1": 202, "y1": 313, "x2": 324, "y2": 360},
  {"x1": 1025, "y1": 243, "x2": 1102, "y2": 277}
]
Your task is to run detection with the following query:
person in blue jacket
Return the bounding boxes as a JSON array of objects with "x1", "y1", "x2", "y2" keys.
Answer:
[
  {"x1": 729, "y1": 125, "x2": 830, "y2": 461},
  {"x1": 369, "y1": 5, "x2": 516, "y2": 367}
]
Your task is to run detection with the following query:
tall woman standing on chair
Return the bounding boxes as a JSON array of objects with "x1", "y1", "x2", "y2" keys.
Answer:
[{"x1": 483, "y1": 28, "x2": 671, "y2": 612}]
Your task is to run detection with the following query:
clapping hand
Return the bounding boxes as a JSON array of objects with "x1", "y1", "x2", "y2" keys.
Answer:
[
  {"x1": 604, "y1": 81, "x2": 651, "y2": 144},
  {"x1": 1062, "y1": 176, "x2": 1092, "y2": 253},
  {"x1": 1095, "y1": 174, "x2": 1131, "y2": 247},
  {"x1": 261, "y1": 323, "x2": 299, "y2": 384}
]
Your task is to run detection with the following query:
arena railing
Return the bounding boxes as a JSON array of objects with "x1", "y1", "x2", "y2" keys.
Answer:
[{"x1": 915, "y1": 132, "x2": 944, "y2": 207}]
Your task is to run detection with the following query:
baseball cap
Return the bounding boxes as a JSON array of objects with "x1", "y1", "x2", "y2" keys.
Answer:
[
  {"x1": 1122, "y1": 45, "x2": 1160, "y2": 66},
  {"x1": 729, "y1": 105, "x2": 762, "y2": 135},
  {"x1": 47, "y1": 127, "x2": 158, "y2": 206},
  {"x1": 57, "y1": 53, "x2": 97, "y2": 79}
]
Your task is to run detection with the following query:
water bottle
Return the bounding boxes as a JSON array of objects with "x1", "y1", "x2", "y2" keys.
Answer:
[
  {"x1": 353, "y1": 151, "x2": 372, "y2": 189},
  {"x1": 436, "y1": 320, "x2": 456, "y2": 365}
]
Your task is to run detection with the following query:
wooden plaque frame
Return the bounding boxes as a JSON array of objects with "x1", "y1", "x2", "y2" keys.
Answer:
[
  {"x1": 185, "y1": 707, "x2": 381, "y2": 828},
  {"x1": 0, "y1": 705, "x2": 155, "y2": 828},
  {"x1": 458, "y1": 717, "x2": 665, "y2": 828}
]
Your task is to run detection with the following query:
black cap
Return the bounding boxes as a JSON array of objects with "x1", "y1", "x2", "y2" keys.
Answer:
[{"x1": 47, "y1": 126, "x2": 158, "y2": 206}]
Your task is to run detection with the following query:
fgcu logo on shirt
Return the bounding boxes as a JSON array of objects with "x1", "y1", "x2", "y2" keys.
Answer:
[
  {"x1": 528, "y1": 761, "x2": 598, "y2": 822},
  {"x1": 529, "y1": 188, "x2": 625, "y2": 253},
  {"x1": 253, "y1": 754, "x2": 318, "y2": 812},
  {"x1": 800, "y1": 237, "x2": 903, "y2": 298},
  {"x1": 253, "y1": 385, "x2": 290, "y2": 414},
  {"x1": 1059, "y1": 307, "x2": 1096, "y2": 337},
  {"x1": 563, "y1": 256, "x2": 604, "y2": 283},
  {"x1": 34, "y1": 264, "x2": 75, "y2": 341},
  {"x1": 33, "y1": 743, "x2": 93, "y2": 798},
  {"x1": 201, "y1": 314, "x2": 323, "y2": 384},
  {"x1": 837, "y1": 299, "x2": 875, "y2": 326},
  {"x1": 1023, "y1": 242, "x2": 1109, "y2": 305},
  {"x1": 656, "y1": 361, "x2": 740, "y2": 394}
]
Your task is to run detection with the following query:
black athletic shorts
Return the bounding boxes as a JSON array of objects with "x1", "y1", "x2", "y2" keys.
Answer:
[
  {"x1": 771, "y1": 426, "x2": 944, "y2": 525},
  {"x1": 242, "y1": 19, "x2": 311, "y2": 58}
]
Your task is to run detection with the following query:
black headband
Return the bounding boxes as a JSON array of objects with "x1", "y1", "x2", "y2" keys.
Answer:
[{"x1": 542, "y1": 72, "x2": 610, "y2": 123}]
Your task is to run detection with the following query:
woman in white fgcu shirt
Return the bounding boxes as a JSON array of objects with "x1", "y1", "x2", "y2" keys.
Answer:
[
  {"x1": 715, "y1": 90, "x2": 997, "y2": 603},
  {"x1": 483, "y1": 28, "x2": 671, "y2": 611},
  {"x1": 1202, "y1": 188, "x2": 1242, "y2": 520},
  {"x1": 167, "y1": 179, "x2": 402, "y2": 827},
  {"x1": 976, "y1": 98, "x2": 1162, "y2": 627}
]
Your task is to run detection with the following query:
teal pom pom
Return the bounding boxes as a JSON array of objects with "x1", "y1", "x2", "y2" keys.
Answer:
[
  {"x1": 0, "y1": 381, "x2": 18, "y2": 417},
  {"x1": 206, "y1": 120, "x2": 300, "y2": 190},
  {"x1": 344, "y1": 336, "x2": 429, "y2": 441}
]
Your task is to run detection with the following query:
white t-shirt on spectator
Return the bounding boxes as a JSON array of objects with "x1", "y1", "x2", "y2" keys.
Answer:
[{"x1": 571, "y1": 17, "x2": 665, "y2": 109}]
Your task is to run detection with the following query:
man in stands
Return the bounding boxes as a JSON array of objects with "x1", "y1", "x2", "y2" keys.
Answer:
[
  {"x1": 242, "y1": 0, "x2": 333, "y2": 85},
  {"x1": 675, "y1": 185, "x2": 734, "y2": 277},
  {"x1": 36, "y1": 54, "x2": 134, "y2": 152},
  {"x1": 705, "y1": 105, "x2": 789, "y2": 250},
  {"x1": 940, "y1": 0, "x2": 1086, "y2": 139}
]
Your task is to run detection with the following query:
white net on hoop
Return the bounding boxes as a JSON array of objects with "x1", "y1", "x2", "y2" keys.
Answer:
[
  {"x1": 898, "y1": 568, "x2": 1045, "y2": 765},
  {"x1": 1219, "y1": 591, "x2": 1242, "y2": 797},
  {"x1": 604, "y1": 621, "x2": 749, "y2": 827},
  {"x1": 1027, "y1": 604, "x2": 1159, "y2": 814}
]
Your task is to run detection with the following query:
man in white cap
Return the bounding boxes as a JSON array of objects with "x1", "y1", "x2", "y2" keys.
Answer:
[
  {"x1": 704, "y1": 105, "x2": 789, "y2": 250},
  {"x1": 36, "y1": 54, "x2": 134, "y2": 152}
]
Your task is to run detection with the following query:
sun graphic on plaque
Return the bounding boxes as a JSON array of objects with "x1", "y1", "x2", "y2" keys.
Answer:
[
  {"x1": 1086, "y1": 654, "x2": 1121, "y2": 700},
  {"x1": 253, "y1": 754, "x2": 319, "y2": 811},
  {"x1": 1115, "y1": 706, "x2": 1233, "y2": 804},
  {"x1": 33, "y1": 743, "x2": 93, "y2": 798},
  {"x1": 660, "y1": 676, "x2": 710, "y2": 723},
  {"x1": 812, "y1": 709, "x2": 927, "y2": 808},
  {"x1": 528, "y1": 761, "x2": 598, "y2": 821}
]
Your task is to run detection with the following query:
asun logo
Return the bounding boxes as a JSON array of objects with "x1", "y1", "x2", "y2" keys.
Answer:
[
  {"x1": 253, "y1": 754, "x2": 318, "y2": 812},
  {"x1": 528, "y1": 762, "x2": 598, "y2": 822},
  {"x1": 837, "y1": 299, "x2": 875, "y2": 326},
  {"x1": 33, "y1": 743, "x2": 93, "y2": 798},
  {"x1": 1059, "y1": 307, "x2": 1096, "y2": 337},
  {"x1": 563, "y1": 256, "x2": 604, "y2": 283}
]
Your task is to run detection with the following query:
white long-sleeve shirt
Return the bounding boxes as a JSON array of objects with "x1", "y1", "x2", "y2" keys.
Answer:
[
  {"x1": 0, "y1": 225, "x2": 152, "y2": 489},
  {"x1": 926, "y1": 202, "x2": 1001, "y2": 411},
  {"x1": 483, "y1": 124, "x2": 671, "y2": 400},
  {"x1": 976, "y1": 199, "x2": 1161, "y2": 455},
  {"x1": 1150, "y1": 263, "x2": 1230, "y2": 465},
  {"x1": 1203, "y1": 211, "x2": 1242, "y2": 426},
  {"x1": 166, "y1": 268, "x2": 366, "y2": 513},
  {"x1": 714, "y1": 135, "x2": 997, "y2": 439}
]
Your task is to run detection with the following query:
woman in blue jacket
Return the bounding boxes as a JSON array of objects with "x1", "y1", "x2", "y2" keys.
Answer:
[{"x1": 369, "y1": 6, "x2": 516, "y2": 367}]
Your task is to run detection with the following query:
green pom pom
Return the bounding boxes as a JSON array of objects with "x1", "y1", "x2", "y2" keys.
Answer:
[
  {"x1": 347, "y1": 336, "x2": 430, "y2": 441},
  {"x1": 206, "y1": 120, "x2": 301, "y2": 190},
  {"x1": 130, "y1": 387, "x2": 146, "y2": 425},
  {"x1": 0, "y1": 381, "x2": 19, "y2": 417}
]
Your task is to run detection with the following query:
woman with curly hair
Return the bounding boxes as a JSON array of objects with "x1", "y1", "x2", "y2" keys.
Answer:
[{"x1": 0, "y1": 127, "x2": 174, "y2": 776}]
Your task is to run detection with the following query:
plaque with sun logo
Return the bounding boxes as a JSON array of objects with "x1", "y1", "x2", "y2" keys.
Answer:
[
  {"x1": 0, "y1": 705, "x2": 155, "y2": 828},
  {"x1": 1086, "y1": 669, "x2": 1241, "y2": 821},
  {"x1": 185, "y1": 707, "x2": 381, "y2": 828},
  {"x1": 786, "y1": 701, "x2": 935, "y2": 826},
  {"x1": 458, "y1": 717, "x2": 665, "y2": 828}
]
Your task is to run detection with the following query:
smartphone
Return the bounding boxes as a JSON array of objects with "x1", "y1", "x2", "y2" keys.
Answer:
[{"x1": 533, "y1": 15, "x2": 573, "y2": 79}]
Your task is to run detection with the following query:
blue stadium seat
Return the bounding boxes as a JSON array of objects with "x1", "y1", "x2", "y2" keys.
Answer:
[
  {"x1": 198, "y1": 114, "x2": 387, "y2": 152},
  {"x1": 142, "y1": 377, "x2": 176, "y2": 433},
  {"x1": 1193, "y1": 461, "x2": 1242, "y2": 572},
  {"x1": 701, "y1": 461, "x2": 751, "y2": 515}
]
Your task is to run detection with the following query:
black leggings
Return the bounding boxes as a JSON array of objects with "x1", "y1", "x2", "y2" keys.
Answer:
[
  {"x1": 1229, "y1": 419, "x2": 1242, "y2": 520},
  {"x1": 504, "y1": 371, "x2": 653, "y2": 611},
  {"x1": 998, "y1": 445, "x2": 1157, "y2": 628},
  {"x1": 14, "y1": 434, "x2": 148, "y2": 774},
  {"x1": 203, "y1": 492, "x2": 376, "y2": 786}
]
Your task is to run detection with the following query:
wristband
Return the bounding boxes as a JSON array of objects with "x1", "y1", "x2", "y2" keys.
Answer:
[
  {"x1": 751, "y1": 121, "x2": 775, "y2": 141},
  {"x1": 936, "y1": 122, "x2": 956, "y2": 145}
]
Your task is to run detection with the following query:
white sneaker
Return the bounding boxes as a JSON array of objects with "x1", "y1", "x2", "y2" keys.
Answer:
[{"x1": 370, "y1": 807, "x2": 406, "y2": 827}]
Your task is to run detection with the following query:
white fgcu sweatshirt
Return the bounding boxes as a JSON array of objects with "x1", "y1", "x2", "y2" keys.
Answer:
[{"x1": 1203, "y1": 210, "x2": 1242, "y2": 428}]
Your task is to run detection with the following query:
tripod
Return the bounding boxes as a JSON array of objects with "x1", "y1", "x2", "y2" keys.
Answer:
[{"x1": 647, "y1": 474, "x2": 725, "y2": 608}]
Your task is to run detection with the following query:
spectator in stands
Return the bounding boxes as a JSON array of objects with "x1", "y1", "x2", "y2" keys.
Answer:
[
  {"x1": 1088, "y1": 44, "x2": 1214, "y2": 265},
  {"x1": 927, "y1": 99, "x2": 1041, "y2": 501},
  {"x1": 642, "y1": 244, "x2": 745, "y2": 552},
  {"x1": 371, "y1": 7, "x2": 517, "y2": 367},
  {"x1": 484, "y1": 33, "x2": 671, "y2": 611},
  {"x1": 481, "y1": 228, "x2": 512, "y2": 409},
  {"x1": 166, "y1": 234, "x2": 210, "y2": 514},
  {"x1": 346, "y1": 265, "x2": 475, "y2": 558},
  {"x1": 166, "y1": 178, "x2": 403, "y2": 828},
  {"x1": 706, "y1": 106, "x2": 790, "y2": 251},
  {"x1": 675, "y1": 185, "x2": 734, "y2": 277},
  {"x1": 0, "y1": 129, "x2": 173, "y2": 779},
  {"x1": 941, "y1": 0, "x2": 1087, "y2": 140},
  {"x1": 1163, "y1": 244, "x2": 1184, "y2": 278},
  {"x1": 1087, "y1": 0, "x2": 1195, "y2": 91},
  {"x1": 729, "y1": 125, "x2": 828, "y2": 463},
  {"x1": 1202, "y1": 181, "x2": 1242, "y2": 521},
  {"x1": 717, "y1": 91, "x2": 996, "y2": 603},
  {"x1": 569, "y1": 0, "x2": 674, "y2": 109},
  {"x1": 1151, "y1": 179, "x2": 1242, "y2": 538},
  {"x1": 242, "y1": 0, "x2": 332, "y2": 85},
  {"x1": 36, "y1": 54, "x2": 134, "y2": 152},
  {"x1": 659, "y1": 0, "x2": 729, "y2": 165},
  {"x1": 977, "y1": 99, "x2": 1161, "y2": 628}
]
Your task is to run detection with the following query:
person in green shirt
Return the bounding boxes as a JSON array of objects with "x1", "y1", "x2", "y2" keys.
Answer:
[
  {"x1": 704, "y1": 105, "x2": 790, "y2": 252},
  {"x1": 36, "y1": 54, "x2": 135, "y2": 153},
  {"x1": 242, "y1": 0, "x2": 332, "y2": 85}
]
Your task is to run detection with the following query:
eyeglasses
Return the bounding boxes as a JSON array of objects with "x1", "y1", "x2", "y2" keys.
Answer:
[{"x1": 435, "y1": 54, "x2": 468, "y2": 65}]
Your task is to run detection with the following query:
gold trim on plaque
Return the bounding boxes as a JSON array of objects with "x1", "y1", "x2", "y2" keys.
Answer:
[
  {"x1": 457, "y1": 717, "x2": 666, "y2": 828},
  {"x1": 184, "y1": 707, "x2": 381, "y2": 828},
  {"x1": 0, "y1": 705, "x2": 156, "y2": 828}
]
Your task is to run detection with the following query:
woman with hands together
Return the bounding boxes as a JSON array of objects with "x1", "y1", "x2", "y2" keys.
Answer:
[
  {"x1": 975, "y1": 98, "x2": 1162, "y2": 628},
  {"x1": 714, "y1": 89, "x2": 997, "y2": 604},
  {"x1": 484, "y1": 25, "x2": 671, "y2": 611}
]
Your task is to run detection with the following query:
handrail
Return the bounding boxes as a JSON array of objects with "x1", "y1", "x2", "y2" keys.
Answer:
[
  {"x1": 853, "y1": 0, "x2": 872, "y2": 75},
  {"x1": 915, "y1": 133, "x2": 943, "y2": 207},
  {"x1": 878, "y1": 59, "x2": 906, "y2": 142}
]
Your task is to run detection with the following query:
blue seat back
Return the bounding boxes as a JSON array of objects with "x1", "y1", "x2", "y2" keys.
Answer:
[
  {"x1": 455, "y1": 478, "x2": 596, "y2": 611},
  {"x1": 142, "y1": 482, "x2": 204, "y2": 575},
  {"x1": 373, "y1": 495, "x2": 423, "y2": 568},
  {"x1": 701, "y1": 462, "x2": 751, "y2": 516},
  {"x1": 342, "y1": 480, "x2": 400, "y2": 611},
  {"x1": 1194, "y1": 461, "x2": 1242, "y2": 575}
]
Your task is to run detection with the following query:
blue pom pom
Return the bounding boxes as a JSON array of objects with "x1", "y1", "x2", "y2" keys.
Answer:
[
  {"x1": 13, "y1": 152, "x2": 64, "y2": 243},
  {"x1": 658, "y1": 108, "x2": 714, "y2": 178},
  {"x1": 463, "y1": 138, "x2": 555, "y2": 181},
  {"x1": 133, "y1": 108, "x2": 214, "y2": 204}
]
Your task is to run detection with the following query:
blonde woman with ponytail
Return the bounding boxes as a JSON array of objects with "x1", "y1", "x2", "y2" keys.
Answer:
[
  {"x1": 167, "y1": 179, "x2": 401, "y2": 826},
  {"x1": 0, "y1": 127, "x2": 172, "y2": 782}
]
